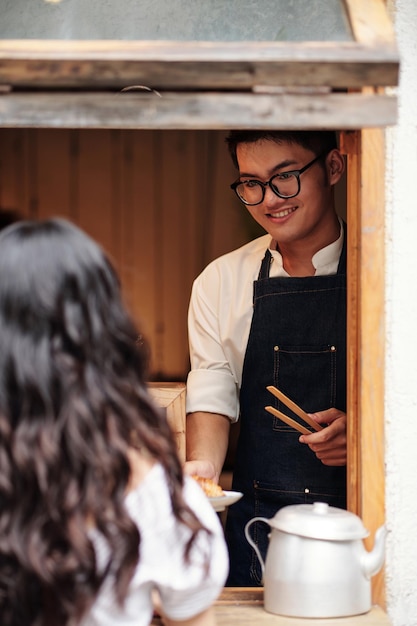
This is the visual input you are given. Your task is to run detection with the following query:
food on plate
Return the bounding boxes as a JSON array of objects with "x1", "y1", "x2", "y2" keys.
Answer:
[{"x1": 192, "y1": 475, "x2": 225, "y2": 498}]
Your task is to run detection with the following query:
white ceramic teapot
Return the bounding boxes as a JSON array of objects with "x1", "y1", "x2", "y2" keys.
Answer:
[{"x1": 245, "y1": 501, "x2": 386, "y2": 618}]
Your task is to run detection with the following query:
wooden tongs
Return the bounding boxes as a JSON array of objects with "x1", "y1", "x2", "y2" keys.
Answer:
[{"x1": 265, "y1": 385, "x2": 323, "y2": 435}]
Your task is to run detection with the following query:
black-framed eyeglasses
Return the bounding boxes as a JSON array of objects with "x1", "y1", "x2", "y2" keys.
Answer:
[{"x1": 230, "y1": 152, "x2": 326, "y2": 206}]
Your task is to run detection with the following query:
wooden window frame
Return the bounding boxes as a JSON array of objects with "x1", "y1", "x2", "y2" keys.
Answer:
[
  {"x1": 0, "y1": 0, "x2": 399, "y2": 129},
  {"x1": 0, "y1": 0, "x2": 397, "y2": 610},
  {"x1": 342, "y1": 127, "x2": 387, "y2": 607}
]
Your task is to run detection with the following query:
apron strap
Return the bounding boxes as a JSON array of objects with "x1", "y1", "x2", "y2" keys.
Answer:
[
  {"x1": 336, "y1": 220, "x2": 347, "y2": 275},
  {"x1": 258, "y1": 249, "x2": 273, "y2": 280}
]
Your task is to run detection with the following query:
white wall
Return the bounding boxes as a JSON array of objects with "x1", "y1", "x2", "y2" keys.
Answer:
[{"x1": 385, "y1": 0, "x2": 417, "y2": 624}]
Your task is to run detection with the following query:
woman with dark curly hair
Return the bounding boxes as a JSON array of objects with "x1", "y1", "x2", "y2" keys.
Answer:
[{"x1": 0, "y1": 218, "x2": 228, "y2": 626}]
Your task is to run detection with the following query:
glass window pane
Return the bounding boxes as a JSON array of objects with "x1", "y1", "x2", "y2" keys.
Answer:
[{"x1": 1, "y1": 0, "x2": 353, "y2": 42}]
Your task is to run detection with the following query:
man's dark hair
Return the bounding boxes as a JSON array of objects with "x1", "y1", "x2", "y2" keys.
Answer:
[{"x1": 225, "y1": 130, "x2": 339, "y2": 169}]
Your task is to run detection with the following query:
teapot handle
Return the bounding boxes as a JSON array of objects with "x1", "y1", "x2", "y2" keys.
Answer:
[{"x1": 244, "y1": 517, "x2": 271, "y2": 576}]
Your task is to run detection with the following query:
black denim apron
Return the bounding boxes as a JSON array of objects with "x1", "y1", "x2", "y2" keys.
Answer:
[{"x1": 225, "y1": 229, "x2": 347, "y2": 586}]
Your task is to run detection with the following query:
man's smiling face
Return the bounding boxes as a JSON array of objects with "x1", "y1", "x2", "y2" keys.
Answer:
[{"x1": 236, "y1": 138, "x2": 343, "y2": 249}]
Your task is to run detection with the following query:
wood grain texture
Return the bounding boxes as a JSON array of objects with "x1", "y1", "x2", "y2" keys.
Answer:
[
  {"x1": 148, "y1": 383, "x2": 186, "y2": 462},
  {"x1": 341, "y1": 129, "x2": 361, "y2": 517},
  {"x1": 0, "y1": 92, "x2": 398, "y2": 130},
  {"x1": 213, "y1": 605, "x2": 391, "y2": 626},
  {"x1": 151, "y1": 589, "x2": 391, "y2": 625},
  {"x1": 342, "y1": 127, "x2": 386, "y2": 609},
  {"x1": 0, "y1": 36, "x2": 399, "y2": 89},
  {"x1": 357, "y1": 128, "x2": 386, "y2": 609},
  {"x1": 0, "y1": 128, "x2": 246, "y2": 380}
]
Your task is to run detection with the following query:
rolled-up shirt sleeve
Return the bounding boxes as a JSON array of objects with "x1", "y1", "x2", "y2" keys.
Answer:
[
  {"x1": 186, "y1": 236, "x2": 272, "y2": 422},
  {"x1": 187, "y1": 369, "x2": 238, "y2": 421},
  {"x1": 186, "y1": 261, "x2": 240, "y2": 421}
]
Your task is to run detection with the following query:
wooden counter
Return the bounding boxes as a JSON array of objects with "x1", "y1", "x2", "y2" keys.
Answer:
[
  {"x1": 151, "y1": 588, "x2": 391, "y2": 625},
  {"x1": 148, "y1": 382, "x2": 186, "y2": 463},
  {"x1": 213, "y1": 589, "x2": 391, "y2": 625}
]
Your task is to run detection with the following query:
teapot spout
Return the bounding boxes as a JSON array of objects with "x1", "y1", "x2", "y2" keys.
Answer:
[{"x1": 361, "y1": 524, "x2": 387, "y2": 579}]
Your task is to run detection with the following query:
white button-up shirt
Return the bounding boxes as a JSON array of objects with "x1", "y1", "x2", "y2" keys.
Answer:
[{"x1": 186, "y1": 222, "x2": 343, "y2": 422}]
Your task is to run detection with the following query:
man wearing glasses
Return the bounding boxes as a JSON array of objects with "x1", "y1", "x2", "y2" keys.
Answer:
[{"x1": 185, "y1": 131, "x2": 347, "y2": 586}]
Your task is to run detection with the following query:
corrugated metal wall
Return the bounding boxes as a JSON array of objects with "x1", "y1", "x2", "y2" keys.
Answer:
[{"x1": 0, "y1": 128, "x2": 258, "y2": 379}]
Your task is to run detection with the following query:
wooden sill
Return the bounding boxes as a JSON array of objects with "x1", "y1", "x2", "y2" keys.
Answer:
[
  {"x1": 151, "y1": 589, "x2": 390, "y2": 625},
  {"x1": 151, "y1": 589, "x2": 390, "y2": 624},
  {"x1": 213, "y1": 589, "x2": 391, "y2": 625}
]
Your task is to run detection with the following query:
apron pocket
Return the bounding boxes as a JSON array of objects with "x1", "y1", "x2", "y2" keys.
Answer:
[{"x1": 273, "y1": 343, "x2": 337, "y2": 422}]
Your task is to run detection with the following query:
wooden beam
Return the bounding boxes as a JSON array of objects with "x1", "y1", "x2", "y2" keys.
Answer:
[
  {"x1": 0, "y1": 91, "x2": 398, "y2": 130},
  {"x1": 0, "y1": 39, "x2": 399, "y2": 90}
]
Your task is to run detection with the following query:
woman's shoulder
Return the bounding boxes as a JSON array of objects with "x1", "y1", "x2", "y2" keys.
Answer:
[
  {"x1": 126, "y1": 463, "x2": 222, "y2": 533},
  {"x1": 125, "y1": 462, "x2": 167, "y2": 514}
]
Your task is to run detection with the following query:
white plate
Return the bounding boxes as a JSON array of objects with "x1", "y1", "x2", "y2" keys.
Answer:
[{"x1": 209, "y1": 490, "x2": 243, "y2": 512}]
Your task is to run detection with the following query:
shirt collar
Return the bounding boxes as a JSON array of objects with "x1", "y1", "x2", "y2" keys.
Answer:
[{"x1": 269, "y1": 218, "x2": 343, "y2": 277}]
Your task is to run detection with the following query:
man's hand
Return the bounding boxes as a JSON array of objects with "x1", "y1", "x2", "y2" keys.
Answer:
[
  {"x1": 298, "y1": 408, "x2": 347, "y2": 466},
  {"x1": 185, "y1": 411, "x2": 230, "y2": 484},
  {"x1": 184, "y1": 460, "x2": 217, "y2": 481}
]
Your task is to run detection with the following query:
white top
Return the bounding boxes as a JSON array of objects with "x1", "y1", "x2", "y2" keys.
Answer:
[
  {"x1": 82, "y1": 464, "x2": 229, "y2": 626},
  {"x1": 186, "y1": 224, "x2": 343, "y2": 422}
]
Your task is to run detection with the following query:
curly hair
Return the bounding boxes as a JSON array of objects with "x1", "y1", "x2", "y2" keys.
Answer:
[{"x1": 0, "y1": 218, "x2": 205, "y2": 626}]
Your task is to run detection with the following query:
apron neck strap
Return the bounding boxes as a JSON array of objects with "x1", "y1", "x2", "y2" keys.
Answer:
[
  {"x1": 336, "y1": 220, "x2": 347, "y2": 274},
  {"x1": 258, "y1": 249, "x2": 273, "y2": 279}
]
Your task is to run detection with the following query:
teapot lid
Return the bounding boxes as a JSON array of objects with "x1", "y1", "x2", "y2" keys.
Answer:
[{"x1": 268, "y1": 502, "x2": 369, "y2": 541}]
